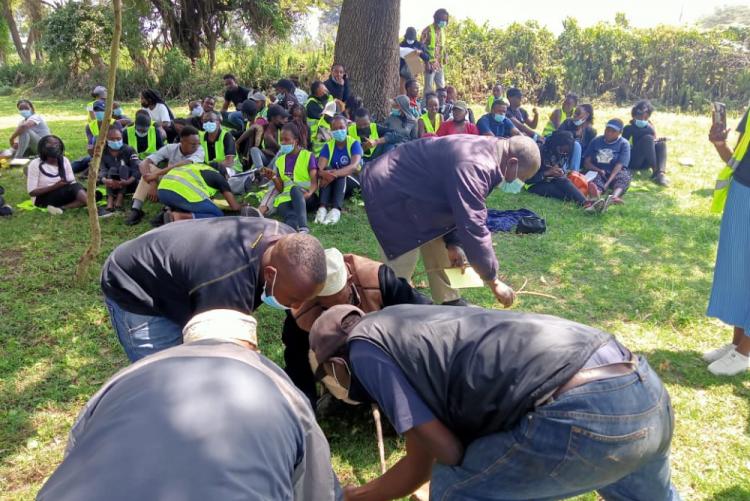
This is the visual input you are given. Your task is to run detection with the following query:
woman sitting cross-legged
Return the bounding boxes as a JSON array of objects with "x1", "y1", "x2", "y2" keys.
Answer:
[
  {"x1": 314, "y1": 115, "x2": 363, "y2": 226},
  {"x1": 26, "y1": 135, "x2": 88, "y2": 215},
  {"x1": 260, "y1": 122, "x2": 319, "y2": 233},
  {"x1": 525, "y1": 131, "x2": 587, "y2": 206},
  {"x1": 622, "y1": 99, "x2": 668, "y2": 186}
]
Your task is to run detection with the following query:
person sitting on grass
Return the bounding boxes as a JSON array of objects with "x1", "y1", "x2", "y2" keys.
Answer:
[
  {"x1": 86, "y1": 100, "x2": 123, "y2": 156},
  {"x1": 187, "y1": 99, "x2": 204, "y2": 129},
  {"x1": 622, "y1": 99, "x2": 668, "y2": 186},
  {"x1": 558, "y1": 103, "x2": 596, "y2": 172},
  {"x1": 315, "y1": 115, "x2": 363, "y2": 226},
  {"x1": 443, "y1": 86, "x2": 475, "y2": 123},
  {"x1": 305, "y1": 81, "x2": 334, "y2": 126},
  {"x1": 86, "y1": 85, "x2": 107, "y2": 120},
  {"x1": 436, "y1": 101, "x2": 479, "y2": 136},
  {"x1": 417, "y1": 93, "x2": 442, "y2": 138},
  {"x1": 100, "y1": 128, "x2": 139, "y2": 217},
  {"x1": 199, "y1": 111, "x2": 236, "y2": 172},
  {"x1": 261, "y1": 123, "x2": 318, "y2": 233},
  {"x1": 485, "y1": 83, "x2": 507, "y2": 112},
  {"x1": 140, "y1": 88, "x2": 174, "y2": 140},
  {"x1": 506, "y1": 87, "x2": 541, "y2": 141},
  {"x1": 476, "y1": 100, "x2": 519, "y2": 138},
  {"x1": 125, "y1": 126, "x2": 204, "y2": 226},
  {"x1": 405, "y1": 79, "x2": 422, "y2": 119},
  {"x1": 543, "y1": 93, "x2": 578, "y2": 137},
  {"x1": 290, "y1": 103, "x2": 311, "y2": 151},
  {"x1": 220, "y1": 74, "x2": 250, "y2": 130},
  {"x1": 26, "y1": 135, "x2": 89, "y2": 215},
  {"x1": 260, "y1": 104, "x2": 290, "y2": 163},
  {"x1": 123, "y1": 111, "x2": 164, "y2": 160},
  {"x1": 348, "y1": 108, "x2": 390, "y2": 162},
  {"x1": 9, "y1": 99, "x2": 51, "y2": 159},
  {"x1": 324, "y1": 63, "x2": 350, "y2": 106},
  {"x1": 381, "y1": 96, "x2": 418, "y2": 151},
  {"x1": 583, "y1": 118, "x2": 632, "y2": 212},
  {"x1": 525, "y1": 131, "x2": 587, "y2": 206}
]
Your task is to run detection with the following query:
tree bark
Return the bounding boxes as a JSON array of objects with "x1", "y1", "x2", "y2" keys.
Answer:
[
  {"x1": 333, "y1": 0, "x2": 400, "y2": 120},
  {"x1": 75, "y1": 0, "x2": 122, "y2": 283},
  {"x1": 25, "y1": 0, "x2": 44, "y2": 62},
  {"x1": 1, "y1": 0, "x2": 31, "y2": 65}
]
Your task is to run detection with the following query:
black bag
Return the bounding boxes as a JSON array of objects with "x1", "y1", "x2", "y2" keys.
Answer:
[{"x1": 516, "y1": 215, "x2": 546, "y2": 234}]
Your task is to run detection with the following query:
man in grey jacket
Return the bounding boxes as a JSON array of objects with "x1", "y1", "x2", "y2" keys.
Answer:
[
  {"x1": 38, "y1": 310, "x2": 341, "y2": 501},
  {"x1": 360, "y1": 134, "x2": 540, "y2": 306}
]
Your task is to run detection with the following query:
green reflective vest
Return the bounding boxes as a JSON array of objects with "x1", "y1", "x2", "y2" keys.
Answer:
[
  {"x1": 88, "y1": 118, "x2": 116, "y2": 138},
  {"x1": 311, "y1": 117, "x2": 332, "y2": 156},
  {"x1": 158, "y1": 164, "x2": 219, "y2": 203},
  {"x1": 427, "y1": 24, "x2": 445, "y2": 63},
  {"x1": 543, "y1": 109, "x2": 569, "y2": 137},
  {"x1": 199, "y1": 129, "x2": 227, "y2": 163},
  {"x1": 712, "y1": 112, "x2": 750, "y2": 213},
  {"x1": 126, "y1": 125, "x2": 158, "y2": 160},
  {"x1": 305, "y1": 95, "x2": 334, "y2": 128},
  {"x1": 347, "y1": 123, "x2": 379, "y2": 158},
  {"x1": 486, "y1": 95, "x2": 508, "y2": 113},
  {"x1": 419, "y1": 112, "x2": 442, "y2": 135},
  {"x1": 322, "y1": 136, "x2": 359, "y2": 167},
  {"x1": 262, "y1": 128, "x2": 281, "y2": 152},
  {"x1": 274, "y1": 149, "x2": 313, "y2": 207}
]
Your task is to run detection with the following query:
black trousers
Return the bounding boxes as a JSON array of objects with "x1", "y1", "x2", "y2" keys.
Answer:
[
  {"x1": 628, "y1": 135, "x2": 667, "y2": 175},
  {"x1": 527, "y1": 177, "x2": 586, "y2": 205},
  {"x1": 281, "y1": 312, "x2": 317, "y2": 407}
]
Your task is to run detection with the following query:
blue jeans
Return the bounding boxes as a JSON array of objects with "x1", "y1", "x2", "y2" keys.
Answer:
[
  {"x1": 431, "y1": 357, "x2": 680, "y2": 501},
  {"x1": 223, "y1": 110, "x2": 245, "y2": 130},
  {"x1": 157, "y1": 189, "x2": 224, "y2": 218},
  {"x1": 105, "y1": 297, "x2": 183, "y2": 362},
  {"x1": 277, "y1": 186, "x2": 310, "y2": 230},
  {"x1": 567, "y1": 140, "x2": 582, "y2": 172}
]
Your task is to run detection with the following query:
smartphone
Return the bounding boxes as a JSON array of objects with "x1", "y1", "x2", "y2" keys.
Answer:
[
  {"x1": 712, "y1": 102, "x2": 726, "y2": 130},
  {"x1": 110, "y1": 174, "x2": 120, "y2": 181}
]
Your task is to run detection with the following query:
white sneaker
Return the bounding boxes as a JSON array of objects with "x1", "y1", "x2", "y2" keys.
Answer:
[
  {"x1": 47, "y1": 206, "x2": 63, "y2": 215},
  {"x1": 707, "y1": 349, "x2": 750, "y2": 376},
  {"x1": 324, "y1": 208, "x2": 341, "y2": 225},
  {"x1": 703, "y1": 343, "x2": 737, "y2": 363},
  {"x1": 314, "y1": 207, "x2": 327, "y2": 224}
]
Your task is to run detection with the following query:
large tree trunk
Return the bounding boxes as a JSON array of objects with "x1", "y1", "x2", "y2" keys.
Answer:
[
  {"x1": 1, "y1": 0, "x2": 31, "y2": 65},
  {"x1": 25, "y1": 0, "x2": 44, "y2": 62},
  {"x1": 76, "y1": 0, "x2": 122, "y2": 283},
  {"x1": 334, "y1": 0, "x2": 400, "y2": 120}
]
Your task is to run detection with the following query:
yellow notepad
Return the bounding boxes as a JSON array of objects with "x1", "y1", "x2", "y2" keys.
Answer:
[{"x1": 444, "y1": 267, "x2": 484, "y2": 289}]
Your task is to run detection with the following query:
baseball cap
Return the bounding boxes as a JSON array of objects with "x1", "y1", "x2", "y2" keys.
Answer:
[
  {"x1": 322, "y1": 101, "x2": 338, "y2": 117},
  {"x1": 309, "y1": 305, "x2": 365, "y2": 366},
  {"x1": 267, "y1": 104, "x2": 290, "y2": 120},
  {"x1": 249, "y1": 92, "x2": 267, "y2": 101},
  {"x1": 452, "y1": 100, "x2": 468, "y2": 112},
  {"x1": 92, "y1": 85, "x2": 107, "y2": 97},
  {"x1": 319, "y1": 248, "x2": 348, "y2": 297},
  {"x1": 183, "y1": 309, "x2": 258, "y2": 347},
  {"x1": 240, "y1": 99, "x2": 258, "y2": 115},
  {"x1": 605, "y1": 118, "x2": 624, "y2": 132},
  {"x1": 92, "y1": 100, "x2": 106, "y2": 112}
]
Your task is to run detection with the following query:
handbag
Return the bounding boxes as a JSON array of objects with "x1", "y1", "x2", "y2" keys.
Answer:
[{"x1": 516, "y1": 215, "x2": 546, "y2": 234}]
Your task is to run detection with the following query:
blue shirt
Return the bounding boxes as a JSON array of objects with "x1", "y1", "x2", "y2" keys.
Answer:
[
  {"x1": 584, "y1": 135, "x2": 631, "y2": 174},
  {"x1": 349, "y1": 340, "x2": 436, "y2": 434},
  {"x1": 319, "y1": 140, "x2": 364, "y2": 170},
  {"x1": 476, "y1": 113, "x2": 516, "y2": 138}
]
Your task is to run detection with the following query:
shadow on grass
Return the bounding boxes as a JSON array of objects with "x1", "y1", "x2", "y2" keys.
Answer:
[{"x1": 709, "y1": 486, "x2": 750, "y2": 501}]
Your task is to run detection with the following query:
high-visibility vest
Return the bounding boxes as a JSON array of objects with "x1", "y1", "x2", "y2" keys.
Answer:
[
  {"x1": 543, "y1": 109, "x2": 569, "y2": 137},
  {"x1": 712, "y1": 112, "x2": 750, "y2": 213},
  {"x1": 486, "y1": 95, "x2": 508, "y2": 112},
  {"x1": 305, "y1": 95, "x2": 334, "y2": 128},
  {"x1": 347, "y1": 123, "x2": 379, "y2": 158},
  {"x1": 311, "y1": 117, "x2": 331, "y2": 156},
  {"x1": 321, "y1": 136, "x2": 359, "y2": 168},
  {"x1": 419, "y1": 112, "x2": 442, "y2": 135},
  {"x1": 126, "y1": 125, "x2": 157, "y2": 159},
  {"x1": 158, "y1": 164, "x2": 219, "y2": 203},
  {"x1": 426, "y1": 24, "x2": 445, "y2": 63},
  {"x1": 261, "y1": 128, "x2": 281, "y2": 151},
  {"x1": 88, "y1": 118, "x2": 116, "y2": 138},
  {"x1": 199, "y1": 129, "x2": 227, "y2": 163},
  {"x1": 274, "y1": 149, "x2": 313, "y2": 207}
]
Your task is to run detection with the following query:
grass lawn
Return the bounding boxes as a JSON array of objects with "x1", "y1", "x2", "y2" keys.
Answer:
[{"x1": 1, "y1": 97, "x2": 749, "y2": 500}]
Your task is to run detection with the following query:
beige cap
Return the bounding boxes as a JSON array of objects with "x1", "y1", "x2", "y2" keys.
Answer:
[
  {"x1": 453, "y1": 100, "x2": 468, "y2": 111},
  {"x1": 183, "y1": 309, "x2": 258, "y2": 347},
  {"x1": 323, "y1": 101, "x2": 338, "y2": 117},
  {"x1": 319, "y1": 248, "x2": 348, "y2": 297}
]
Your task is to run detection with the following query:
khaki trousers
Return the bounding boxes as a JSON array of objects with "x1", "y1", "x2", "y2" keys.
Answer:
[
  {"x1": 380, "y1": 236, "x2": 460, "y2": 304},
  {"x1": 133, "y1": 164, "x2": 160, "y2": 202}
]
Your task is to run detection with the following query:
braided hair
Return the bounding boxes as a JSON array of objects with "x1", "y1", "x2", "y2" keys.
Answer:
[{"x1": 37, "y1": 135, "x2": 67, "y2": 182}]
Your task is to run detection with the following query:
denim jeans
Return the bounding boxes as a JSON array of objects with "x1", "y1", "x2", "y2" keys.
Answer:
[
  {"x1": 105, "y1": 297, "x2": 183, "y2": 362},
  {"x1": 430, "y1": 357, "x2": 681, "y2": 501},
  {"x1": 157, "y1": 189, "x2": 224, "y2": 218},
  {"x1": 567, "y1": 140, "x2": 582, "y2": 172},
  {"x1": 223, "y1": 110, "x2": 245, "y2": 131},
  {"x1": 319, "y1": 175, "x2": 347, "y2": 209},
  {"x1": 277, "y1": 186, "x2": 310, "y2": 230}
]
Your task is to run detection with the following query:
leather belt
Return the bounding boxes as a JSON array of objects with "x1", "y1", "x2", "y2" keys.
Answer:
[{"x1": 552, "y1": 354, "x2": 639, "y2": 399}]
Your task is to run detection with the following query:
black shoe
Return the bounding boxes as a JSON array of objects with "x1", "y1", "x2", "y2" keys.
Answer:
[
  {"x1": 124, "y1": 208, "x2": 144, "y2": 226},
  {"x1": 442, "y1": 298, "x2": 472, "y2": 307},
  {"x1": 98, "y1": 207, "x2": 116, "y2": 218},
  {"x1": 653, "y1": 173, "x2": 669, "y2": 187},
  {"x1": 150, "y1": 207, "x2": 168, "y2": 228}
]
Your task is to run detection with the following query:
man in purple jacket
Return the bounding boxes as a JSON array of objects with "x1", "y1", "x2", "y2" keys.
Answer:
[{"x1": 361, "y1": 135, "x2": 540, "y2": 306}]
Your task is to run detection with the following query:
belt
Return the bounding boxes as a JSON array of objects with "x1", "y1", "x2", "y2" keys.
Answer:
[{"x1": 552, "y1": 354, "x2": 639, "y2": 399}]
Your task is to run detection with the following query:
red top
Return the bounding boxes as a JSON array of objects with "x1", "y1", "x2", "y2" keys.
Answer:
[{"x1": 436, "y1": 120, "x2": 479, "y2": 137}]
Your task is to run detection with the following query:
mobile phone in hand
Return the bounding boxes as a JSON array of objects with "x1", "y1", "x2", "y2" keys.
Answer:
[{"x1": 712, "y1": 102, "x2": 727, "y2": 130}]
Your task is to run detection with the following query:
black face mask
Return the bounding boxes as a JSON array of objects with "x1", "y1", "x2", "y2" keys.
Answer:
[
  {"x1": 45, "y1": 144, "x2": 62, "y2": 157},
  {"x1": 319, "y1": 93, "x2": 329, "y2": 102}
]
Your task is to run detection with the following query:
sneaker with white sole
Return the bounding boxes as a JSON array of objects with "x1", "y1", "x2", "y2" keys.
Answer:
[
  {"x1": 707, "y1": 349, "x2": 750, "y2": 376},
  {"x1": 703, "y1": 343, "x2": 737, "y2": 363},
  {"x1": 324, "y1": 208, "x2": 341, "y2": 225},
  {"x1": 47, "y1": 205, "x2": 63, "y2": 215},
  {"x1": 314, "y1": 207, "x2": 328, "y2": 224}
]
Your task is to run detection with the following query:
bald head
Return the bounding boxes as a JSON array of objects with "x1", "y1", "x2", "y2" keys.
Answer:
[
  {"x1": 263, "y1": 233, "x2": 327, "y2": 309},
  {"x1": 507, "y1": 135, "x2": 541, "y2": 181}
]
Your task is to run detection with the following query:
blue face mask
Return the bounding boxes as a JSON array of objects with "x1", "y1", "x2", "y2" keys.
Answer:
[
  {"x1": 107, "y1": 140, "x2": 123, "y2": 150},
  {"x1": 113, "y1": 107, "x2": 124, "y2": 117},
  {"x1": 634, "y1": 119, "x2": 649, "y2": 128},
  {"x1": 391, "y1": 110, "x2": 402, "y2": 117},
  {"x1": 573, "y1": 118, "x2": 585, "y2": 126},
  {"x1": 19, "y1": 109, "x2": 32, "y2": 118},
  {"x1": 279, "y1": 143, "x2": 294, "y2": 155},
  {"x1": 261, "y1": 269, "x2": 290, "y2": 310},
  {"x1": 499, "y1": 163, "x2": 524, "y2": 194},
  {"x1": 438, "y1": 20, "x2": 448, "y2": 29},
  {"x1": 95, "y1": 111, "x2": 105, "y2": 121},
  {"x1": 332, "y1": 129, "x2": 348, "y2": 142},
  {"x1": 494, "y1": 113, "x2": 506, "y2": 123},
  {"x1": 202, "y1": 121, "x2": 217, "y2": 133}
]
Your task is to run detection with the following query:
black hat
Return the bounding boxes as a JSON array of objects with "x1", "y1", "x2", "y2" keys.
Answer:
[
  {"x1": 275, "y1": 79, "x2": 295, "y2": 93},
  {"x1": 267, "y1": 104, "x2": 290, "y2": 120},
  {"x1": 240, "y1": 100, "x2": 258, "y2": 115}
]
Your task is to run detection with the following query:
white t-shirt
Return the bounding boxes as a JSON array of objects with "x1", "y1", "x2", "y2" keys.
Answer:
[
  {"x1": 143, "y1": 103, "x2": 172, "y2": 124},
  {"x1": 26, "y1": 157, "x2": 75, "y2": 202},
  {"x1": 19, "y1": 114, "x2": 51, "y2": 138}
]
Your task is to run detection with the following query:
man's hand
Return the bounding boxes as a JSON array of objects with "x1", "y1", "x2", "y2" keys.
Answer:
[
  {"x1": 486, "y1": 278, "x2": 515, "y2": 307},
  {"x1": 146, "y1": 185, "x2": 158, "y2": 202},
  {"x1": 549, "y1": 166, "x2": 564, "y2": 178},
  {"x1": 260, "y1": 167, "x2": 276, "y2": 180},
  {"x1": 143, "y1": 169, "x2": 162, "y2": 183},
  {"x1": 446, "y1": 244, "x2": 468, "y2": 270},
  {"x1": 709, "y1": 123, "x2": 729, "y2": 145},
  {"x1": 532, "y1": 107, "x2": 539, "y2": 117}
]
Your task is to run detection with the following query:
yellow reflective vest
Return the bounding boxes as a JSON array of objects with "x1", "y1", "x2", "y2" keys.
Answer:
[
  {"x1": 274, "y1": 150, "x2": 313, "y2": 207},
  {"x1": 199, "y1": 129, "x2": 227, "y2": 164},
  {"x1": 126, "y1": 125, "x2": 157, "y2": 159},
  {"x1": 158, "y1": 164, "x2": 219, "y2": 203},
  {"x1": 88, "y1": 118, "x2": 116, "y2": 138},
  {"x1": 543, "y1": 109, "x2": 569, "y2": 137},
  {"x1": 347, "y1": 123, "x2": 379, "y2": 158},
  {"x1": 712, "y1": 112, "x2": 750, "y2": 213},
  {"x1": 419, "y1": 112, "x2": 442, "y2": 135}
]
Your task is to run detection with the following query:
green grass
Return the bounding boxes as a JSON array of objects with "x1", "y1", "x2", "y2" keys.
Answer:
[{"x1": 1, "y1": 98, "x2": 750, "y2": 500}]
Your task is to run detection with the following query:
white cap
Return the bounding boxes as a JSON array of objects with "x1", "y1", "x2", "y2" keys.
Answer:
[
  {"x1": 183, "y1": 309, "x2": 258, "y2": 347},
  {"x1": 319, "y1": 248, "x2": 348, "y2": 297},
  {"x1": 92, "y1": 85, "x2": 107, "y2": 97},
  {"x1": 322, "y1": 101, "x2": 337, "y2": 117}
]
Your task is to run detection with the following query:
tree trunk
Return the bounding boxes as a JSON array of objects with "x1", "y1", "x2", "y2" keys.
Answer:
[
  {"x1": 25, "y1": 0, "x2": 44, "y2": 62},
  {"x1": 1, "y1": 0, "x2": 31, "y2": 65},
  {"x1": 334, "y1": 0, "x2": 400, "y2": 120},
  {"x1": 75, "y1": 0, "x2": 123, "y2": 283}
]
